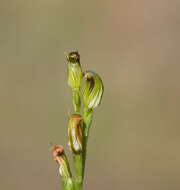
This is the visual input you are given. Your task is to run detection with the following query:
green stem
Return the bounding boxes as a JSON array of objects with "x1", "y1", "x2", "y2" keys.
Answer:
[
  {"x1": 83, "y1": 108, "x2": 93, "y2": 137},
  {"x1": 82, "y1": 108, "x2": 93, "y2": 180},
  {"x1": 72, "y1": 88, "x2": 83, "y2": 190},
  {"x1": 62, "y1": 178, "x2": 74, "y2": 190},
  {"x1": 72, "y1": 89, "x2": 81, "y2": 114},
  {"x1": 73, "y1": 154, "x2": 83, "y2": 190},
  {"x1": 72, "y1": 108, "x2": 93, "y2": 190}
]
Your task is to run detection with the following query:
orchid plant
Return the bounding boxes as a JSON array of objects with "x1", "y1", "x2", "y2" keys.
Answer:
[{"x1": 52, "y1": 51, "x2": 104, "y2": 190}]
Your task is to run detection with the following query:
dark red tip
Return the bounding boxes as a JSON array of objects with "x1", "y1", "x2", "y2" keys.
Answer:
[{"x1": 52, "y1": 145, "x2": 64, "y2": 161}]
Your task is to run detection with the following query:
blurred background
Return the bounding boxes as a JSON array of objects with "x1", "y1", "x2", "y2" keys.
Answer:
[{"x1": 0, "y1": 0, "x2": 180, "y2": 190}]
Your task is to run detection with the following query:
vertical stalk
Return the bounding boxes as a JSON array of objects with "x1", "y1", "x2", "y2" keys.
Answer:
[
  {"x1": 62, "y1": 178, "x2": 74, "y2": 190},
  {"x1": 73, "y1": 154, "x2": 83, "y2": 190},
  {"x1": 72, "y1": 88, "x2": 82, "y2": 189},
  {"x1": 82, "y1": 108, "x2": 93, "y2": 180},
  {"x1": 72, "y1": 88, "x2": 81, "y2": 114},
  {"x1": 83, "y1": 108, "x2": 93, "y2": 137},
  {"x1": 72, "y1": 108, "x2": 93, "y2": 190},
  {"x1": 72, "y1": 88, "x2": 83, "y2": 189}
]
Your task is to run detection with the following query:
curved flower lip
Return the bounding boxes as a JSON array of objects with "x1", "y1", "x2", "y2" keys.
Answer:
[{"x1": 68, "y1": 114, "x2": 83, "y2": 153}]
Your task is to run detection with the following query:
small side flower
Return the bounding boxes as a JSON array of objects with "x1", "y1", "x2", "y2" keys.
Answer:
[
  {"x1": 52, "y1": 145, "x2": 72, "y2": 179},
  {"x1": 82, "y1": 71, "x2": 104, "y2": 110}
]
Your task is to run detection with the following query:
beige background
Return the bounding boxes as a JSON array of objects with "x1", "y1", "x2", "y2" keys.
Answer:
[{"x1": 0, "y1": 0, "x2": 180, "y2": 190}]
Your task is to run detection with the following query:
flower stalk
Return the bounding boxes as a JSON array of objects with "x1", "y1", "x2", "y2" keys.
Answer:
[{"x1": 52, "y1": 51, "x2": 104, "y2": 190}]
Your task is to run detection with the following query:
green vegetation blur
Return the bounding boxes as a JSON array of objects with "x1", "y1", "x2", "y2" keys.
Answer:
[{"x1": 0, "y1": 0, "x2": 180, "y2": 190}]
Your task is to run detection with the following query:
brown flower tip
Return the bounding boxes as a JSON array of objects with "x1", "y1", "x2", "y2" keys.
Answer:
[
  {"x1": 67, "y1": 51, "x2": 80, "y2": 63},
  {"x1": 71, "y1": 114, "x2": 83, "y2": 123},
  {"x1": 52, "y1": 145, "x2": 64, "y2": 161}
]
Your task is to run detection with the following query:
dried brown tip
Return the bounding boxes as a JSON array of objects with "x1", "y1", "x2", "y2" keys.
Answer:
[
  {"x1": 52, "y1": 145, "x2": 64, "y2": 161},
  {"x1": 71, "y1": 114, "x2": 83, "y2": 123},
  {"x1": 67, "y1": 51, "x2": 80, "y2": 63}
]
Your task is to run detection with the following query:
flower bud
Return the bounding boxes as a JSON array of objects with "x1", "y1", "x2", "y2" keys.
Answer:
[
  {"x1": 52, "y1": 145, "x2": 72, "y2": 178},
  {"x1": 67, "y1": 51, "x2": 83, "y2": 89},
  {"x1": 68, "y1": 114, "x2": 83, "y2": 153},
  {"x1": 82, "y1": 71, "x2": 104, "y2": 109}
]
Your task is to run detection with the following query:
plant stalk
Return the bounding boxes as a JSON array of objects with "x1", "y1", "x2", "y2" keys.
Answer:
[
  {"x1": 62, "y1": 178, "x2": 74, "y2": 190},
  {"x1": 72, "y1": 89, "x2": 81, "y2": 114},
  {"x1": 73, "y1": 153, "x2": 83, "y2": 190},
  {"x1": 82, "y1": 108, "x2": 93, "y2": 181},
  {"x1": 72, "y1": 88, "x2": 83, "y2": 190},
  {"x1": 72, "y1": 107, "x2": 93, "y2": 190}
]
